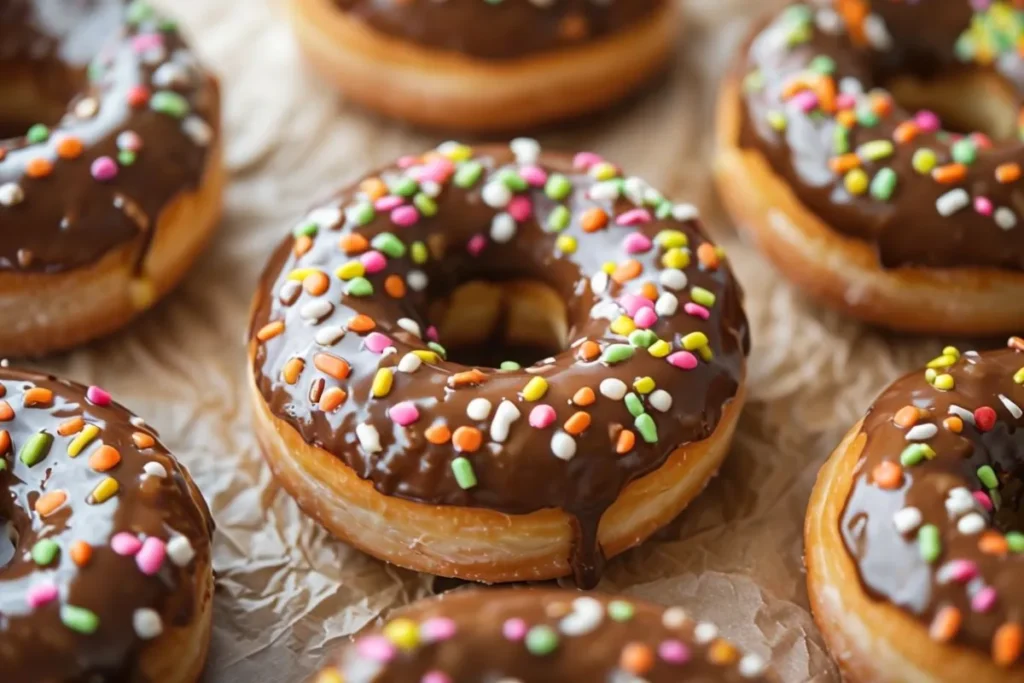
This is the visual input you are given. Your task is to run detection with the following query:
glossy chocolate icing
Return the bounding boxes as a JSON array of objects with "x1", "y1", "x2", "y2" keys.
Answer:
[
  {"x1": 0, "y1": 0, "x2": 219, "y2": 273},
  {"x1": 321, "y1": 588, "x2": 771, "y2": 682},
  {"x1": 0, "y1": 368, "x2": 213, "y2": 681},
  {"x1": 249, "y1": 142, "x2": 749, "y2": 588},
  {"x1": 737, "y1": 1, "x2": 1024, "y2": 270},
  {"x1": 841, "y1": 342, "x2": 1024, "y2": 664},
  {"x1": 332, "y1": 0, "x2": 665, "y2": 60}
]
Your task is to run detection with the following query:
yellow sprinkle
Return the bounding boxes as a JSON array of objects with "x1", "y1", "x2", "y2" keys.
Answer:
[
  {"x1": 634, "y1": 377, "x2": 656, "y2": 394},
  {"x1": 682, "y1": 332, "x2": 709, "y2": 350},
  {"x1": 591, "y1": 162, "x2": 617, "y2": 181},
  {"x1": 440, "y1": 142, "x2": 473, "y2": 161},
  {"x1": 383, "y1": 618, "x2": 420, "y2": 650},
  {"x1": 698, "y1": 345, "x2": 714, "y2": 362},
  {"x1": 656, "y1": 230, "x2": 688, "y2": 249},
  {"x1": 934, "y1": 373, "x2": 955, "y2": 391},
  {"x1": 522, "y1": 376, "x2": 549, "y2": 401},
  {"x1": 287, "y1": 267, "x2": 320, "y2": 281},
  {"x1": 335, "y1": 261, "x2": 366, "y2": 280},
  {"x1": 648, "y1": 340, "x2": 671, "y2": 358},
  {"x1": 925, "y1": 368, "x2": 938, "y2": 383},
  {"x1": 1014, "y1": 367, "x2": 1024, "y2": 384},
  {"x1": 661, "y1": 248, "x2": 690, "y2": 269},
  {"x1": 412, "y1": 350, "x2": 440, "y2": 364},
  {"x1": 556, "y1": 236, "x2": 577, "y2": 254},
  {"x1": 601, "y1": 262, "x2": 616, "y2": 275},
  {"x1": 315, "y1": 668, "x2": 344, "y2": 683},
  {"x1": 844, "y1": 168, "x2": 869, "y2": 195},
  {"x1": 927, "y1": 354, "x2": 957, "y2": 369},
  {"x1": 68, "y1": 424, "x2": 100, "y2": 458},
  {"x1": 942, "y1": 346, "x2": 961, "y2": 360},
  {"x1": 90, "y1": 477, "x2": 119, "y2": 504},
  {"x1": 371, "y1": 368, "x2": 394, "y2": 398},
  {"x1": 610, "y1": 316, "x2": 636, "y2": 336},
  {"x1": 129, "y1": 278, "x2": 156, "y2": 311}
]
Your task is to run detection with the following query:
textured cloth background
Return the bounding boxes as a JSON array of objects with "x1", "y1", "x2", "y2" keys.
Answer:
[{"x1": 30, "y1": 1, "x2": 992, "y2": 680}]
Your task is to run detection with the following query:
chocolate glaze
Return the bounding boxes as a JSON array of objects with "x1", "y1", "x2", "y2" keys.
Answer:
[
  {"x1": 841, "y1": 344, "x2": 1024, "y2": 662},
  {"x1": 322, "y1": 588, "x2": 772, "y2": 682},
  {"x1": 0, "y1": 0, "x2": 219, "y2": 273},
  {"x1": 331, "y1": 0, "x2": 666, "y2": 60},
  {"x1": 737, "y1": 1, "x2": 1024, "y2": 270},
  {"x1": 249, "y1": 143, "x2": 749, "y2": 588},
  {"x1": 0, "y1": 368, "x2": 213, "y2": 681}
]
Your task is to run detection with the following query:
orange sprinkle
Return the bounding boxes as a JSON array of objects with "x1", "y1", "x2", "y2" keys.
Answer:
[
  {"x1": 814, "y1": 76, "x2": 837, "y2": 113},
  {"x1": 836, "y1": 110, "x2": 857, "y2": 128},
  {"x1": 450, "y1": 369, "x2": 487, "y2": 388},
  {"x1": 611, "y1": 259, "x2": 642, "y2": 284},
  {"x1": 35, "y1": 490, "x2": 67, "y2": 517},
  {"x1": 339, "y1": 233, "x2": 369, "y2": 255},
  {"x1": 57, "y1": 416, "x2": 84, "y2": 436},
  {"x1": 564, "y1": 411, "x2": 591, "y2": 436},
  {"x1": 872, "y1": 461, "x2": 903, "y2": 490},
  {"x1": 932, "y1": 163, "x2": 967, "y2": 184},
  {"x1": 282, "y1": 358, "x2": 305, "y2": 385},
  {"x1": 892, "y1": 121, "x2": 919, "y2": 144},
  {"x1": 0, "y1": 402, "x2": 13, "y2": 422},
  {"x1": 993, "y1": 623, "x2": 1023, "y2": 667},
  {"x1": 347, "y1": 314, "x2": 376, "y2": 333},
  {"x1": 577, "y1": 341, "x2": 600, "y2": 362},
  {"x1": 132, "y1": 432, "x2": 155, "y2": 449},
  {"x1": 359, "y1": 177, "x2": 387, "y2": 201},
  {"x1": 25, "y1": 157, "x2": 53, "y2": 178},
  {"x1": 23, "y1": 387, "x2": 53, "y2": 407},
  {"x1": 616, "y1": 429, "x2": 636, "y2": 454},
  {"x1": 314, "y1": 353, "x2": 351, "y2": 380},
  {"x1": 425, "y1": 423, "x2": 452, "y2": 445},
  {"x1": 256, "y1": 320, "x2": 285, "y2": 341},
  {"x1": 0, "y1": 385, "x2": 6, "y2": 398},
  {"x1": 452, "y1": 426, "x2": 482, "y2": 453},
  {"x1": 869, "y1": 91, "x2": 893, "y2": 116},
  {"x1": 619, "y1": 643, "x2": 655, "y2": 675},
  {"x1": 293, "y1": 235, "x2": 313, "y2": 258},
  {"x1": 0, "y1": 430, "x2": 9, "y2": 455},
  {"x1": 88, "y1": 445, "x2": 121, "y2": 472},
  {"x1": 318, "y1": 387, "x2": 347, "y2": 412},
  {"x1": 709, "y1": 640, "x2": 740, "y2": 665},
  {"x1": 781, "y1": 76, "x2": 812, "y2": 100},
  {"x1": 56, "y1": 136, "x2": 83, "y2": 159},
  {"x1": 640, "y1": 282, "x2": 659, "y2": 301},
  {"x1": 697, "y1": 243, "x2": 720, "y2": 270},
  {"x1": 829, "y1": 153, "x2": 861, "y2": 174},
  {"x1": 384, "y1": 274, "x2": 406, "y2": 298},
  {"x1": 893, "y1": 405, "x2": 920, "y2": 428},
  {"x1": 572, "y1": 387, "x2": 596, "y2": 406},
  {"x1": 943, "y1": 416, "x2": 964, "y2": 434},
  {"x1": 980, "y1": 531, "x2": 1009, "y2": 556},
  {"x1": 70, "y1": 540, "x2": 93, "y2": 567},
  {"x1": 996, "y1": 162, "x2": 1022, "y2": 184},
  {"x1": 303, "y1": 271, "x2": 329, "y2": 296},
  {"x1": 929, "y1": 607, "x2": 961, "y2": 642},
  {"x1": 580, "y1": 207, "x2": 608, "y2": 233},
  {"x1": 1010, "y1": 336, "x2": 1024, "y2": 352}
]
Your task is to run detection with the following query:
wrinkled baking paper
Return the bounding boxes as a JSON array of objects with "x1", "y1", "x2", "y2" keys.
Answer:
[{"x1": 28, "y1": 1, "x2": 999, "y2": 680}]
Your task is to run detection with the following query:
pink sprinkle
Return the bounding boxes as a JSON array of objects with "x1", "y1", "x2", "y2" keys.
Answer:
[
  {"x1": 971, "y1": 132, "x2": 992, "y2": 149},
  {"x1": 27, "y1": 582, "x2": 59, "y2": 609},
  {"x1": 420, "y1": 617, "x2": 457, "y2": 642},
  {"x1": 131, "y1": 33, "x2": 164, "y2": 54},
  {"x1": 375, "y1": 195, "x2": 404, "y2": 211},
  {"x1": 617, "y1": 208, "x2": 652, "y2": 226},
  {"x1": 946, "y1": 559, "x2": 979, "y2": 583},
  {"x1": 619, "y1": 293, "x2": 654, "y2": 317},
  {"x1": 658, "y1": 639, "x2": 690, "y2": 664},
  {"x1": 573, "y1": 152, "x2": 602, "y2": 171},
  {"x1": 507, "y1": 195, "x2": 533, "y2": 222},
  {"x1": 835, "y1": 93, "x2": 857, "y2": 110},
  {"x1": 86, "y1": 385, "x2": 111, "y2": 406},
  {"x1": 90, "y1": 156, "x2": 118, "y2": 182},
  {"x1": 684, "y1": 303, "x2": 710, "y2": 320},
  {"x1": 667, "y1": 351, "x2": 699, "y2": 370},
  {"x1": 116, "y1": 130, "x2": 143, "y2": 152},
  {"x1": 971, "y1": 586, "x2": 997, "y2": 612},
  {"x1": 633, "y1": 307, "x2": 658, "y2": 329},
  {"x1": 111, "y1": 532, "x2": 142, "y2": 556},
  {"x1": 426, "y1": 326, "x2": 439, "y2": 342},
  {"x1": 502, "y1": 617, "x2": 528, "y2": 641},
  {"x1": 529, "y1": 405, "x2": 556, "y2": 429},
  {"x1": 421, "y1": 673, "x2": 451, "y2": 683},
  {"x1": 790, "y1": 90, "x2": 819, "y2": 113},
  {"x1": 467, "y1": 234, "x2": 487, "y2": 256},
  {"x1": 973, "y1": 491, "x2": 993, "y2": 512},
  {"x1": 136, "y1": 537, "x2": 166, "y2": 576},
  {"x1": 396, "y1": 155, "x2": 419, "y2": 169},
  {"x1": 915, "y1": 109, "x2": 941, "y2": 133},
  {"x1": 391, "y1": 205, "x2": 419, "y2": 227},
  {"x1": 418, "y1": 158, "x2": 454, "y2": 183},
  {"x1": 357, "y1": 635, "x2": 396, "y2": 662},
  {"x1": 974, "y1": 196, "x2": 993, "y2": 216},
  {"x1": 519, "y1": 165, "x2": 548, "y2": 187},
  {"x1": 622, "y1": 232, "x2": 652, "y2": 254},
  {"x1": 364, "y1": 332, "x2": 392, "y2": 354},
  {"x1": 389, "y1": 401, "x2": 420, "y2": 426},
  {"x1": 360, "y1": 250, "x2": 387, "y2": 274}
]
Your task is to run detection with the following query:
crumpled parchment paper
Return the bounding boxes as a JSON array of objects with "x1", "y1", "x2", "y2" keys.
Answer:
[{"x1": 27, "y1": 1, "x2": 995, "y2": 680}]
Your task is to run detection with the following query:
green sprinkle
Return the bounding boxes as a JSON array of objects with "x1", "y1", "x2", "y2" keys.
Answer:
[
  {"x1": 451, "y1": 457, "x2": 477, "y2": 490},
  {"x1": 690, "y1": 286, "x2": 716, "y2": 307},
  {"x1": 912, "y1": 148, "x2": 937, "y2": 174},
  {"x1": 454, "y1": 161, "x2": 483, "y2": 188},
  {"x1": 525, "y1": 626, "x2": 559, "y2": 656},
  {"x1": 899, "y1": 444, "x2": 935, "y2": 467},
  {"x1": 870, "y1": 168, "x2": 898, "y2": 200},
  {"x1": 117, "y1": 150, "x2": 136, "y2": 167},
  {"x1": 149, "y1": 91, "x2": 189, "y2": 118},
  {"x1": 918, "y1": 524, "x2": 941, "y2": 563},
  {"x1": 348, "y1": 201, "x2": 375, "y2": 226},
  {"x1": 857, "y1": 140, "x2": 894, "y2": 161},
  {"x1": 497, "y1": 169, "x2": 528, "y2": 192},
  {"x1": 766, "y1": 111, "x2": 787, "y2": 132},
  {"x1": 344, "y1": 277, "x2": 373, "y2": 297},
  {"x1": 19, "y1": 432, "x2": 53, "y2": 467},
  {"x1": 978, "y1": 465, "x2": 999, "y2": 489},
  {"x1": 157, "y1": 18, "x2": 178, "y2": 31},
  {"x1": 370, "y1": 232, "x2": 406, "y2": 258},
  {"x1": 951, "y1": 139, "x2": 976, "y2": 165},
  {"x1": 624, "y1": 393, "x2": 645, "y2": 418},
  {"x1": 413, "y1": 193, "x2": 437, "y2": 217},
  {"x1": 126, "y1": 1, "x2": 155, "y2": 24},
  {"x1": 427, "y1": 342, "x2": 447, "y2": 359},
  {"x1": 410, "y1": 241, "x2": 428, "y2": 264},
  {"x1": 607, "y1": 600, "x2": 635, "y2": 622},
  {"x1": 833, "y1": 126, "x2": 850, "y2": 154},
  {"x1": 26, "y1": 124, "x2": 49, "y2": 144},
  {"x1": 293, "y1": 221, "x2": 318, "y2": 238},
  {"x1": 856, "y1": 106, "x2": 879, "y2": 128},
  {"x1": 0, "y1": 459, "x2": 6, "y2": 472},
  {"x1": 600, "y1": 344, "x2": 634, "y2": 365},
  {"x1": 32, "y1": 539, "x2": 59, "y2": 566},
  {"x1": 809, "y1": 55, "x2": 836, "y2": 74},
  {"x1": 389, "y1": 177, "x2": 418, "y2": 197},
  {"x1": 499, "y1": 361, "x2": 521, "y2": 371},
  {"x1": 628, "y1": 329, "x2": 657, "y2": 348},
  {"x1": 786, "y1": 23, "x2": 812, "y2": 46},
  {"x1": 1007, "y1": 532, "x2": 1024, "y2": 553},
  {"x1": 635, "y1": 414, "x2": 658, "y2": 443},
  {"x1": 655, "y1": 200, "x2": 674, "y2": 219},
  {"x1": 545, "y1": 174, "x2": 572, "y2": 201},
  {"x1": 546, "y1": 206, "x2": 571, "y2": 232},
  {"x1": 61, "y1": 605, "x2": 100, "y2": 634}
]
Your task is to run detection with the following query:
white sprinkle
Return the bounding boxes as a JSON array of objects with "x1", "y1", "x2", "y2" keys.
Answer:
[
  {"x1": 936, "y1": 189, "x2": 970, "y2": 216},
  {"x1": 655, "y1": 293, "x2": 678, "y2": 317},
  {"x1": 166, "y1": 536, "x2": 195, "y2": 567},
  {"x1": 466, "y1": 398, "x2": 492, "y2": 421},
  {"x1": 589, "y1": 180, "x2": 621, "y2": 202},
  {"x1": 356, "y1": 423, "x2": 381, "y2": 453},
  {"x1": 142, "y1": 462, "x2": 167, "y2": 479},
  {"x1": 510, "y1": 137, "x2": 541, "y2": 164},
  {"x1": 182, "y1": 114, "x2": 212, "y2": 147},
  {"x1": 74, "y1": 97, "x2": 99, "y2": 118},
  {"x1": 589, "y1": 300, "x2": 619, "y2": 320},
  {"x1": 661, "y1": 607, "x2": 689, "y2": 629},
  {"x1": 397, "y1": 353, "x2": 422, "y2": 373},
  {"x1": 693, "y1": 622, "x2": 718, "y2": 644},
  {"x1": 278, "y1": 280, "x2": 302, "y2": 306},
  {"x1": 140, "y1": 45, "x2": 166, "y2": 65},
  {"x1": 599, "y1": 378, "x2": 628, "y2": 400},
  {"x1": 590, "y1": 271, "x2": 609, "y2": 295},
  {"x1": 133, "y1": 609, "x2": 163, "y2": 640},
  {"x1": 130, "y1": 416, "x2": 147, "y2": 428},
  {"x1": 739, "y1": 654, "x2": 768, "y2": 678},
  {"x1": 815, "y1": 8, "x2": 842, "y2": 34},
  {"x1": 559, "y1": 597, "x2": 604, "y2": 636},
  {"x1": 551, "y1": 432, "x2": 577, "y2": 461},
  {"x1": 643, "y1": 187, "x2": 664, "y2": 206},
  {"x1": 299, "y1": 299, "x2": 332, "y2": 323},
  {"x1": 623, "y1": 177, "x2": 648, "y2": 205},
  {"x1": 382, "y1": 346, "x2": 397, "y2": 357},
  {"x1": 649, "y1": 390, "x2": 673, "y2": 413},
  {"x1": 839, "y1": 77, "x2": 864, "y2": 96},
  {"x1": 489, "y1": 400, "x2": 521, "y2": 443},
  {"x1": 314, "y1": 325, "x2": 345, "y2": 346},
  {"x1": 948, "y1": 405, "x2": 976, "y2": 425},
  {"x1": 996, "y1": 207, "x2": 1018, "y2": 230},
  {"x1": 945, "y1": 488, "x2": 976, "y2": 516},
  {"x1": 152, "y1": 62, "x2": 191, "y2": 88},
  {"x1": 958, "y1": 513, "x2": 986, "y2": 535},
  {"x1": 481, "y1": 182, "x2": 512, "y2": 208},
  {"x1": 863, "y1": 13, "x2": 892, "y2": 49},
  {"x1": 905, "y1": 423, "x2": 938, "y2": 441},
  {"x1": 893, "y1": 506, "x2": 923, "y2": 533},
  {"x1": 999, "y1": 394, "x2": 1023, "y2": 419},
  {"x1": 0, "y1": 183, "x2": 24, "y2": 207},
  {"x1": 490, "y1": 212, "x2": 517, "y2": 243},
  {"x1": 407, "y1": 270, "x2": 428, "y2": 291},
  {"x1": 420, "y1": 180, "x2": 442, "y2": 198},
  {"x1": 307, "y1": 206, "x2": 343, "y2": 230},
  {"x1": 671, "y1": 203, "x2": 699, "y2": 222},
  {"x1": 396, "y1": 318, "x2": 422, "y2": 338},
  {"x1": 659, "y1": 268, "x2": 687, "y2": 291}
]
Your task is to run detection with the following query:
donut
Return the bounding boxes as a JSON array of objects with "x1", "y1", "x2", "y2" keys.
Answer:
[
  {"x1": 314, "y1": 588, "x2": 772, "y2": 682},
  {"x1": 715, "y1": 1, "x2": 1024, "y2": 334},
  {"x1": 247, "y1": 140, "x2": 749, "y2": 587},
  {"x1": 0, "y1": 0, "x2": 222, "y2": 356},
  {"x1": 0, "y1": 368, "x2": 213, "y2": 681},
  {"x1": 806, "y1": 338, "x2": 1024, "y2": 681},
  {"x1": 287, "y1": 0, "x2": 680, "y2": 131}
]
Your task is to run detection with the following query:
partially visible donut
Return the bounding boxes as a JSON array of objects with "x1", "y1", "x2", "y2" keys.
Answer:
[
  {"x1": 0, "y1": 0, "x2": 222, "y2": 356},
  {"x1": 288, "y1": 0, "x2": 680, "y2": 131},
  {"x1": 315, "y1": 588, "x2": 772, "y2": 683},
  {"x1": 0, "y1": 368, "x2": 214, "y2": 682}
]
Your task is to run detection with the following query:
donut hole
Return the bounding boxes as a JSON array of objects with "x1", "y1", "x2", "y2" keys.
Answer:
[{"x1": 885, "y1": 70, "x2": 1019, "y2": 139}]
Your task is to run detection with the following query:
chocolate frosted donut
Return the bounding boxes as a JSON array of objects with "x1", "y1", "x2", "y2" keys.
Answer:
[
  {"x1": 288, "y1": 0, "x2": 679, "y2": 130},
  {"x1": 0, "y1": 0, "x2": 222, "y2": 355},
  {"x1": 248, "y1": 140, "x2": 749, "y2": 588},
  {"x1": 716, "y1": 1, "x2": 1024, "y2": 334},
  {"x1": 0, "y1": 368, "x2": 214, "y2": 681},
  {"x1": 808, "y1": 339, "x2": 1024, "y2": 682},
  {"x1": 316, "y1": 589, "x2": 771, "y2": 683}
]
